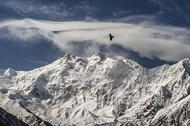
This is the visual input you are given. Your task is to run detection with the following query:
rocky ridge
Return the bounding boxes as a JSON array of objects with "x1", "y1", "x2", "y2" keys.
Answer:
[{"x1": 0, "y1": 53, "x2": 190, "y2": 126}]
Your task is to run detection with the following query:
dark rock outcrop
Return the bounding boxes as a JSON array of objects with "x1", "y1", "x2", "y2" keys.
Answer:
[{"x1": 0, "y1": 107, "x2": 27, "y2": 126}]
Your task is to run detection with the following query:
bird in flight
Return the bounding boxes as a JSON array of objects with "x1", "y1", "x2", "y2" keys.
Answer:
[{"x1": 109, "y1": 34, "x2": 114, "y2": 41}]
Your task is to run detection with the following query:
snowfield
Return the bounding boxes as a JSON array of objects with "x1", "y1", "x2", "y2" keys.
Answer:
[{"x1": 0, "y1": 53, "x2": 190, "y2": 126}]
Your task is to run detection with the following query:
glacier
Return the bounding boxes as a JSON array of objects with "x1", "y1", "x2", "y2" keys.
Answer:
[{"x1": 0, "y1": 53, "x2": 190, "y2": 126}]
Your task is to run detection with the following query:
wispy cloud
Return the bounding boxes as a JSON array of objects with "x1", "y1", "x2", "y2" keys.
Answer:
[
  {"x1": 0, "y1": 19, "x2": 190, "y2": 61},
  {"x1": 1, "y1": 0, "x2": 71, "y2": 20},
  {"x1": 1, "y1": 0, "x2": 97, "y2": 20}
]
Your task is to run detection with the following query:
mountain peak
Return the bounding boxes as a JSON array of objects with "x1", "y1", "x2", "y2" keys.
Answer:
[
  {"x1": 0, "y1": 53, "x2": 190, "y2": 125},
  {"x1": 181, "y1": 58, "x2": 190, "y2": 74},
  {"x1": 4, "y1": 68, "x2": 17, "y2": 77},
  {"x1": 63, "y1": 53, "x2": 76, "y2": 60},
  {"x1": 171, "y1": 58, "x2": 190, "y2": 74}
]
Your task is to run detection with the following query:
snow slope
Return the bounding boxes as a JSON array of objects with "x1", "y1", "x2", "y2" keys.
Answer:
[{"x1": 0, "y1": 53, "x2": 190, "y2": 126}]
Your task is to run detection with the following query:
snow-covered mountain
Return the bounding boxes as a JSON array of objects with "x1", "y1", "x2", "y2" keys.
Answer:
[{"x1": 0, "y1": 53, "x2": 190, "y2": 126}]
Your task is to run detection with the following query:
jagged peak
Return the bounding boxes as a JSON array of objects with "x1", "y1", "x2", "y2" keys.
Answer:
[
  {"x1": 63, "y1": 53, "x2": 76, "y2": 60},
  {"x1": 88, "y1": 53, "x2": 141, "y2": 67},
  {"x1": 180, "y1": 58, "x2": 190, "y2": 65},
  {"x1": 181, "y1": 58, "x2": 190, "y2": 74},
  {"x1": 171, "y1": 58, "x2": 190, "y2": 72},
  {"x1": 4, "y1": 68, "x2": 17, "y2": 77},
  {"x1": 92, "y1": 52, "x2": 106, "y2": 59},
  {"x1": 50, "y1": 53, "x2": 140, "y2": 69},
  {"x1": 1, "y1": 54, "x2": 190, "y2": 125},
  {"x1": 178, "y1": 58, "x2": 190, "y2": 64},
  {"x1": 88, "y1": 52, "x2": 107, "y2": 63}
]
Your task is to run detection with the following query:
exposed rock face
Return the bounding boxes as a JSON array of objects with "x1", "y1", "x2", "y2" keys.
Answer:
[
  {"x1": 0, "y1": 53, "x2": 190, "y2": 126},
  {"x1": 0, "y1": 105, "x2": 52, "y2": 126},
  {"x1": 0, "y1": 107, "x2": 27, "y2": 126}
]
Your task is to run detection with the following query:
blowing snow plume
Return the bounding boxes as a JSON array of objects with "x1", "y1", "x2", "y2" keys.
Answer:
[{"x1": 0, "y1": 19, "x2": 190, "y2": 61}]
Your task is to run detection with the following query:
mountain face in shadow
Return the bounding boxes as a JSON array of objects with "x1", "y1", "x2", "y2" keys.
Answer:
[{"x1": 0, "y1": 107, "x2": 27, "y2": 126}]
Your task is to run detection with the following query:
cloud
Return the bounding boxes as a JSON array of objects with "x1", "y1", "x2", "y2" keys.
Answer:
[
  {"x1": 0, "y1": 18, "x2": 190, "y2": 61},
  {"x1": 1, "y1": 0, "x2": 97, "y2": 20},
  {"x1": 1, "y1": 0, "x2": 71, "y2": 20}
]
